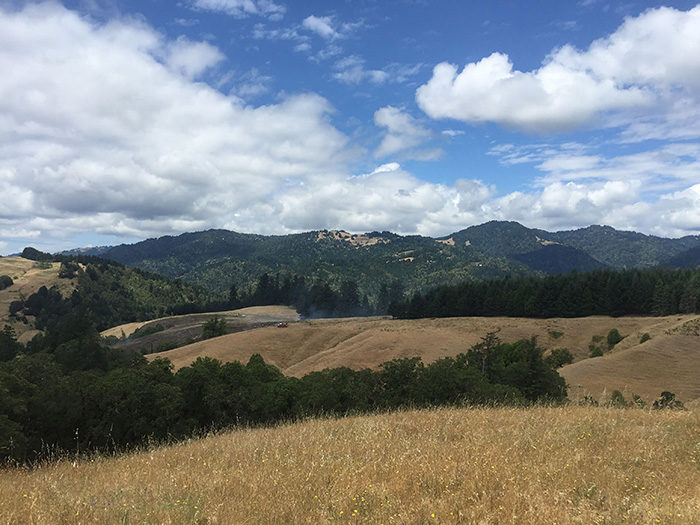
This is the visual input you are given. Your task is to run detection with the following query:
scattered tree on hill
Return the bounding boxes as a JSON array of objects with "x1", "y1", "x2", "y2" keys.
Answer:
[
  {"x1": 21, "y1": 247, "x2": 53, "y2": 261},
  {"x1": 201, "y1": 316, "x2": 227, "y2": 340},
  {"x1": 590, "y1": 346, "x2": 604, "y2": 358},
  {"x1": 652, "y1": 391, "x2": 684, "y2": 410},
  {"x1": 607, "y1": 328, "x2": 623, "y2": 347},
  {"x1": 58, "y1": 261, "x2": 80, "y2": 279},
  {"x1": 0, "y1": 275, "x2": 13, "y2": 290},
  {"x1": 544, "y1": 348, "x2": 574, "y2": 369}
]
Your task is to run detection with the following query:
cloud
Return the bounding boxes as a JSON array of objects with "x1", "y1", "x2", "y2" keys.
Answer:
[
  {"x1": 234, "y1": 67, "x2": 272, "y2": 98},
  {"x1": 490, "y1": 142, "x2": 700, "y2": 191},
  {"x1": 417, "y1": 5, "x2": 700, "y2": 134},
  {"x1": 1, "y1": 2, "x2": 698, "y2": 256},
  {"x1": 272, "y1": 164, "x2": 494, "y2": 236},
  {"x1": 374, "y1": 106, "x2": 439, "y2": 159},
  {"x1": 332, "y1": 57, "x2": 422, "y2": 85},
  {"x1": 483, "y1": 141, "x2": 700, "y2": 236},
  {"x1": 189, "y1": 0, "x2": 285, "y2": 20},
  {"x1": 165, "y1": 37, "x2": 224, "y2": 78},
  {"x1": 0, "y1": 3, "x2": 348, "y2": 244},
  {"x1": 333, "y1": 56, "x2": 388, "y2": 84},
  {"x1": 301, "y1": 15, "x2": 366, "y2": 40},
  {"x1": 302, "y1": 15, "x2": 337, "y2": 39}
]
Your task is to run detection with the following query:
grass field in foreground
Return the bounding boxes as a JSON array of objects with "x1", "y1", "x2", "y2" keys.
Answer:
[{"x1": 1, "y1": 406, "x2": 698, "y2": 524}]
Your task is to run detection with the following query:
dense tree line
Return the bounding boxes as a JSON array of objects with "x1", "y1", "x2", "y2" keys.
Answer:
[
  {"x1": 0, "y1": 306, "x2": 566, "y2": 462},
  {"x1": 225, "y1": 273, "x2": 404, "y2": 318},
  {"x1": 391, "y1": 267, "x2": 700, "y2": 319}
]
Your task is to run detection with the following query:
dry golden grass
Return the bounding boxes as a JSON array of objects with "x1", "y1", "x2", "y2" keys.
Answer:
[
  {"x1": 1, "y1": 406, "x2": 698, "y2": 524},
  {"x1": 0, "y1": 257, "x2": 76, "y2": 341},
  {"x1": 150, "y1": 313, "x2": 700, "y2": 403},
  {"x1": 561, "y1": 334, "x2": 700, "y2": 403},
  {"x1": 100, "y1": 305, "x2": 299, "y2": 339}
]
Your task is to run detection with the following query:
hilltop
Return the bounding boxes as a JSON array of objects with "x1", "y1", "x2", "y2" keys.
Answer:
[
  {"x1": 1, "y1": 405, "x2": 697, "y2": 524},
  {"x1": 75, "y1": 221, "x2": 700, "y2": 294}
]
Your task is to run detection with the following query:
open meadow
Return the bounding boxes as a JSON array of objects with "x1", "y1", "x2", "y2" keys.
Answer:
[{"x1": 0, "y1": 405, "x2": 697, "y2": 524}]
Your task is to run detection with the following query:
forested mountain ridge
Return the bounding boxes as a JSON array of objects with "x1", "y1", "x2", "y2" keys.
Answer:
[{"x1": 97, "y1": 221, "x2": 700, "y2": 294}]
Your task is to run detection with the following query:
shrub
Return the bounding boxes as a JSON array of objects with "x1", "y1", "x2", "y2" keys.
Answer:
[
  {"x1": 548, "y1": 330, "x2": 564, "y2": 339},
  {"x1": 202, "y1": 316, "x2": 227, "y2": 340},
  {"x1": 156, "y1": 341, "x2": 179, "y2": 352},
  {"x1": 632, "y1": 394, "x2": 647, "y2": 408},
  {"x1": 0, "y1": 275, "x2": 13, "y2": 290},
  {"x1": 58, "y1": 262, "x2": 80, "y2": 279},
  {"x1": 607, "y1": 390, "x2": 628, "y2": 408},
  {"x1": 101, "y1": 335, "x2": 120, "y2": 346},
  {"x1": 131, "y1": 323, "x2": 165, "y2": 339},
  {"x1": 652, "y1": 391, "x2": 685, "y2": 410},
  {"x1": 589, "y1": 346, "x2": 604, "y2": 358},
  {"x1": 544, "y1": 348, "x2": 574, "y2": 368},
  {"x1": 579, "y1": 395, "x2": 598, "y2": 406},
  {"x1": 607, "y1": 328, "x2": 623, "y2": 347},
  {"x1": 640, "y1": 332, "x2": 651, "y2": 343},
  {"x1": 9, "y1": 301, "x2": 23, "y2": 316}
]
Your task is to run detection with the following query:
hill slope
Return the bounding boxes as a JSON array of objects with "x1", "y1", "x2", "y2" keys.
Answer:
[
  {"x1": 2, "y1": 406, "x2": 697, "y2": 524},
  {"x1": 664, "y1": 244, "x2": 700, "y2": 268},
  {"x1": 0, "y1": 257, "x2": 77, "y2": 342},
  {"x1": 149, "y1": 313, "x2": 700, "y2": 402}
]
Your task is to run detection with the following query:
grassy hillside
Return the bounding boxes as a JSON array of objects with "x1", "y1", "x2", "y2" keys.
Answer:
[
  {"x1": 101, "y1": 305, "x2": 299, "y2": 354},
  {"x1": 0, "y1": 257, "x2": 77, "y2": 342},
  {"x1": 4, "y1": 257, "x2": 222, "y2": 334},
  {"x1": 561, "y1": 329, "x2": 700, "y2": 403},
  {"x1": 149, "y1": 313, "x2": 700, "y2": 403},
  {"x1": 1, "y1": 405, "x2": 697, "y2": 524}
]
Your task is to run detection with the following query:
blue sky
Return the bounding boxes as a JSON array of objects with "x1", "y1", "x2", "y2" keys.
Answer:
[{"x1": 1, "y1": 0, "x2": 699, "y2": 254}]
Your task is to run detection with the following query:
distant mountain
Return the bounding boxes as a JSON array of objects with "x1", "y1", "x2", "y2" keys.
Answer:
[
  {"x1": 104, "y1": 228, "x2": 533, "y2": 294},
  {"x1": 445, "y1": 221, "x2": 555, "y2": 257},
  {"x1": 61, "y1": 245, "x2": 113, "y2": 257},
  {"x1": 548, "y1": 225, "x2": 700, "y2": 268},
  {"x1": 511, "y1": 244, "x2": 607, "y2": 274},
  {"x1": 96, "y1": 221, "x2": 700, "y2": 295},
  {"x1": 663, "y1": 245, "x2": 700, "y2": 268}
]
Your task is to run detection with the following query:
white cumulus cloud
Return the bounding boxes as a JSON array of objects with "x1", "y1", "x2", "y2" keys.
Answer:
[
  {"x1": 417, "y1": 5, "x2": 700, "y2": 134},
  {"x1": 302, "y1": 15, "x2": 337, "y2": 39},
  {"x1": 374, "y1": 106, "x2": 439, "y2": 159},
  {"x1": 0, "y1": 3, "x2": 347, "y2": 244},
  {"x1": 165, "y1": 37, "x2": 224, "y2": 79}
]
